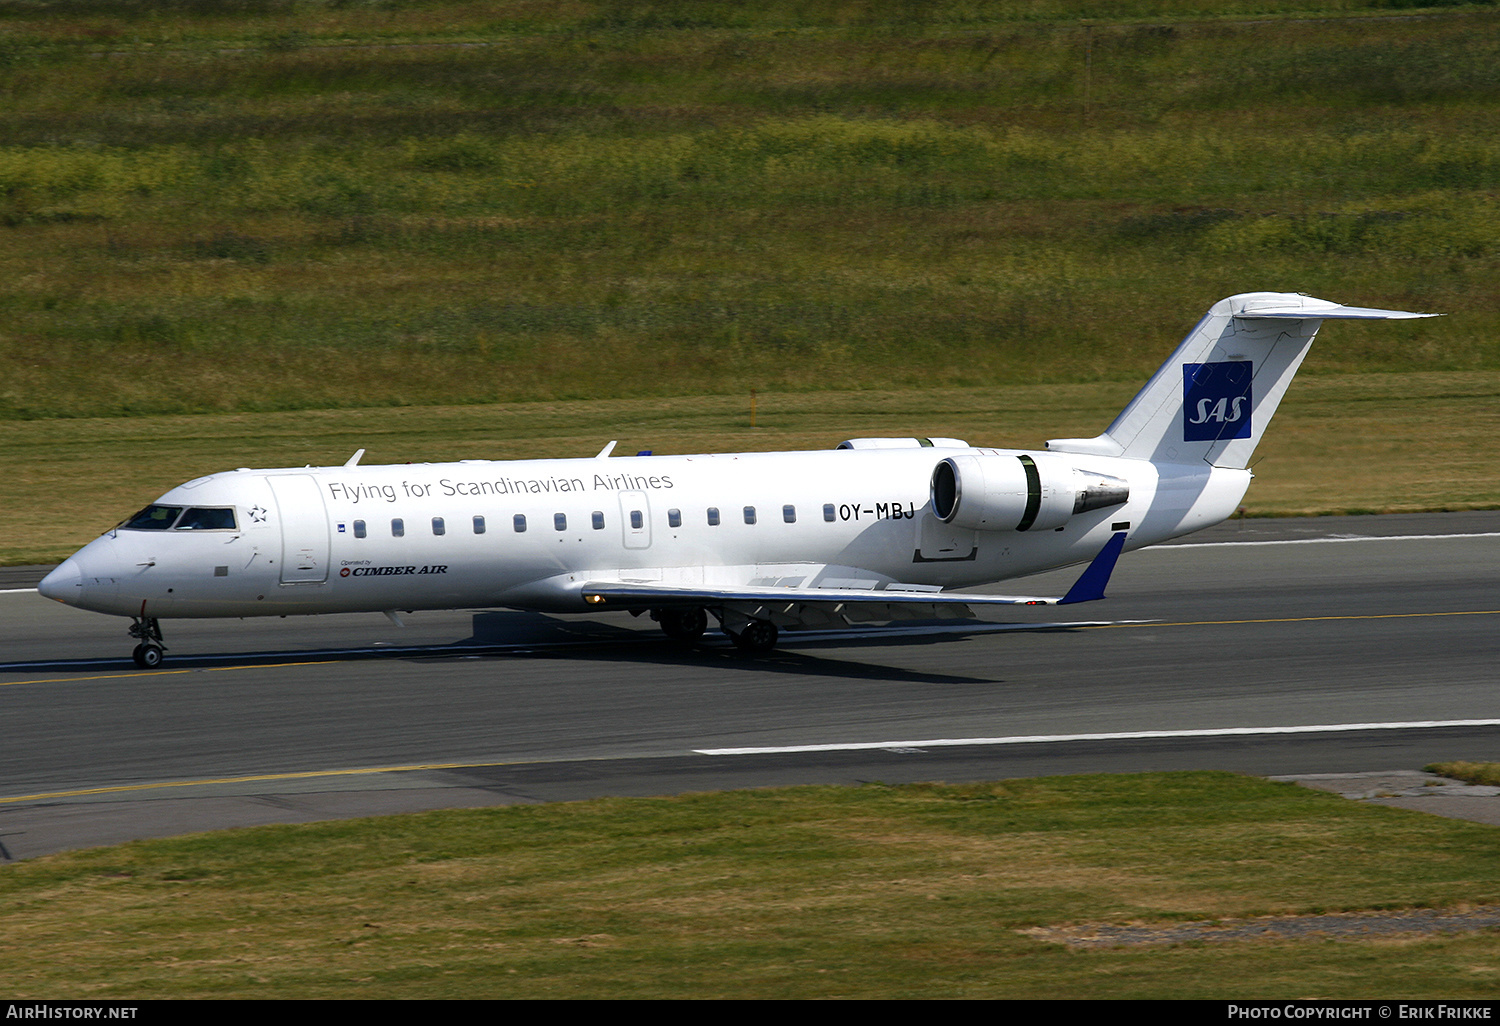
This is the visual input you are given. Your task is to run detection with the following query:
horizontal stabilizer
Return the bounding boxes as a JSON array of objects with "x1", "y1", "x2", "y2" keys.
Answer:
[{"x1": 1232, "y1": 301, "x2": 1438, "y2": 321}]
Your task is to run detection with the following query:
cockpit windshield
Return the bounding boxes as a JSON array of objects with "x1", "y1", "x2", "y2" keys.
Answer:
[
  {"x1": 175, "y1": 507, "x2": 237, "y2": 530},
  {"x1": 123, "y1": 505, "x2": 184, "y2": 530},
  {"x1": 120, "y1": 505, "x2": 237, "y2": 531}
]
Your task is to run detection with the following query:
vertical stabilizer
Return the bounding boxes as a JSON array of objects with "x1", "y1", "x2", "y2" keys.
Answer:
[{"x1": 1046, "y1": 292, "x2": 1435, "y2": 469}]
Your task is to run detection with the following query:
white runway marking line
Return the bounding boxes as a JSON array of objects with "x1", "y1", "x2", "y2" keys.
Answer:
[
  {"x1": 1, "y1": 588, "x2": 39, "y2": 594},
  {"x1": 694, "y1": 719, "x2": 1500, "y2": 756},
  {"x1": 1159, "y1": 532, "x2": 1500, "y2": 550}
]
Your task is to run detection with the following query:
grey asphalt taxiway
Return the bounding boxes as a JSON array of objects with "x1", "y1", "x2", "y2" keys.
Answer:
[{"x1": 2, "y1": 511, "x2": 1497, "y2": 860}]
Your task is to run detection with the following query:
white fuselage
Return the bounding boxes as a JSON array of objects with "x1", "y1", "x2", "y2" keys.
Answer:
[{"x1": 45, "y1": 444, "x2": 1250, "y2": 621}]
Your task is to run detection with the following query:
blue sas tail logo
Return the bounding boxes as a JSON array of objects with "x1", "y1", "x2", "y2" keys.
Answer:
[{"x1": 1183, "y1": 361, "x2": 1252, "y2": 441}]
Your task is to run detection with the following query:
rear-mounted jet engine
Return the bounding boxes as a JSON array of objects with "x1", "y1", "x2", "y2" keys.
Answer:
[{"x1": 930, "y1": 453, "x2": 1130, "y2": 532}]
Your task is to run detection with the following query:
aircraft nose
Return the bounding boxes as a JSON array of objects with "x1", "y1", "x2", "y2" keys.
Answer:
[{"x1": 37, "y1": 557, "x2": 82, "y2": 605}]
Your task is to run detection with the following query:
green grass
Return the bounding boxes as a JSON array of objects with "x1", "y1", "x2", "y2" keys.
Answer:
[
  {"x1": 3, "y1": 773, "x2": 1499, "y2": 998},
  {"x1": 0, "y1": 2, "x2": 1496, "y2": 420}
]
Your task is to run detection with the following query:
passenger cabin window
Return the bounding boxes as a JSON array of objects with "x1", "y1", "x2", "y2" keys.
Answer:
[
  {"x1": 122, "y1": 505, "x2": 183, "y2": 530},
  {"x1": 174, "y1": 507, "x2": 237, "y2": 531},
  {"x1": 823, "y1": 503, "x2": 836, "y2": 522},
  {"x1": 391, "y1": 518, "x2": 405, "y2": 538},
  {"x1": 630, "y1": 510, "x2": 643, "y2": 530},
  {"x1": 783, "y1": 505, "x2": 796, "y2": 524},
  {"x1": 473, "y1": 515, "x2": 486, "y2": 534},
  {"x1": 554, "y1": 513, "x2": 567, "y2": 531},
  {"x1": 432, "y1": 517, "x2": 446, "y2": 536},
  {"x1": 353, "y1": 520, "x2": 367, "y2": 539},
  {"x1": 744, "y1": 506, "x2": 757, "y2": 525},
  {"x1": 514, "y1": 514, "x2": 527, "y2": 533},
  {"x1": 668, "y1": 509, "x2": 682, "y2": 528},
  {"x1": 592, "y1": 511, "x2": 605, "y2": 530},
  {"x1": 707, "y1": 507, "x2": 720, "y2": 526}
]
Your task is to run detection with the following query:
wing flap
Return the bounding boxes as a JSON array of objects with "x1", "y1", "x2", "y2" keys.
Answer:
[
  {"x1": 581, "y1": 582, "x2": 1055, "y2": 608},
  {"x1": 580, "y1": 531, "x2": 1128, "y2": 627}
]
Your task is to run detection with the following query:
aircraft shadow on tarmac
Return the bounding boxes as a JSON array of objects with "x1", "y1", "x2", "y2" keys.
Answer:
[
  {"x1": 461, "y1": 612, "x2": 1011, "y2": 686},
  {"x1": 1, "y1": 609, "x2": 1100, "y2": 685}
]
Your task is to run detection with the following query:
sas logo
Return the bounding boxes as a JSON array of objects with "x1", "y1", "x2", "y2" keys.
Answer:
[{"x1": 1183, "y1": 361, "x2": 1252, "y2": 442}]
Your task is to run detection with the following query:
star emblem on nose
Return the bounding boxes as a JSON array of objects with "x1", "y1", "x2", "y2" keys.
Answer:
[{"x1": 248, "y1": 505, "x2": 268, "y2": 523}]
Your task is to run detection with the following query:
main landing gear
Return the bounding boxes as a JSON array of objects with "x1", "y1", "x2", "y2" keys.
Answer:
[
  {"x1": 653, "y1": 606, "x2": 708, "y2": 643},
  {"x1": 727, "y1": 619, "x2": 779, "y2": 655},
  {"x1": 650, "y1": 606, "x2": 779, "y2": 655},
  {"x1": 129, "y1": 616, "x2": 167, "y2": 668}
]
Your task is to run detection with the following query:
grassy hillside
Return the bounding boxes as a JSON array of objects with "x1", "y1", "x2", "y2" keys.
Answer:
[{"x1": 0, "y1": 1, "x2": 1495, "y2": 419}]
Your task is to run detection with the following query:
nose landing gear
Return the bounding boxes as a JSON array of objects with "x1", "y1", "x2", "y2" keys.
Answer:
[{"x1": 129, "y1": 616, "x2": 167, "y2": 668}]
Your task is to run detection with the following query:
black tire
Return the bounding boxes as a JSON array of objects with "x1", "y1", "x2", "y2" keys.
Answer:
[
  {"x1": 731, "y1": 620, "x2": 779, "y2": 654},
  {"x1": 133, "y1": 644, "x2": 164, "y2": 669},
  {"x1": 657, "y1": 606, "x2": 708, "y2": 643}
]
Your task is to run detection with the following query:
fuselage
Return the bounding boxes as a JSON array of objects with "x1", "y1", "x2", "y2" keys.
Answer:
[{"x1": 40, "y1": 443, "x2": 1250, "y2": 620}]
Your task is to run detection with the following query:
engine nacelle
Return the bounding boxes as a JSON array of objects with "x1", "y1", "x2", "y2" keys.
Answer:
[{"x1": 930, "y1": 453, "x2": 1130, "y2": 532}]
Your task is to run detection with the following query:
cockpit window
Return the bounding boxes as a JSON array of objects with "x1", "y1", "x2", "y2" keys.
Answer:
[
  {"x1": 123, "y1": 505, "x2": 184, "y2": 530},
  {"x1": 121, "y1": 505, "x2": 238, "y2": 531},
  {"x1": 175, "y1": 507, "x2": 237, "y2": 531}
]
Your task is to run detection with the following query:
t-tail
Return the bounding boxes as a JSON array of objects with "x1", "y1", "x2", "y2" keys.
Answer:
[{"x1": 1046, "y1": 292, "x2": 1436, "y2": 468}]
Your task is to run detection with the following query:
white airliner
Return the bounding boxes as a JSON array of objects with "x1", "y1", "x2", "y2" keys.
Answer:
[{"x1": 38, "y1": 292, "x2": 1433, "y2": 667}]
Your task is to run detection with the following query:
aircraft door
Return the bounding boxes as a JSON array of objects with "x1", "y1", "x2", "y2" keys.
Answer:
[
  {"x1": 914, "y1": 508, "x2": 978, "y2": 563},
  {"x1": 266, "y1": 474, "x2": 330, "y2": 584},
  {"x1": 618, "y1": 491, "x2": 651, "y2": 549}
]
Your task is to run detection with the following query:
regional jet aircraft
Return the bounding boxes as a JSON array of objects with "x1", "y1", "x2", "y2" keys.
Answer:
[{"x1": 38, "y1": 292, "x2": 1434, "y2": 666}]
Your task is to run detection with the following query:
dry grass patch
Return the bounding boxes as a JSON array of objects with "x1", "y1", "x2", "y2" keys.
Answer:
[{"x1": 1427, "y1": 763, "x2": 1500, "y2": 788}]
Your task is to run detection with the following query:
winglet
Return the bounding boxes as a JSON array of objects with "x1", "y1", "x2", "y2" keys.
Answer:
[{"x1": 1059, "y1": 532, "x2": 1128, "y2": 605}]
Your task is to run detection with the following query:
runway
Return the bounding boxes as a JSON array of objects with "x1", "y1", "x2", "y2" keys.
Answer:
[{"x1": 2, "y1": 511, "x2": 1497, "y2": 860}]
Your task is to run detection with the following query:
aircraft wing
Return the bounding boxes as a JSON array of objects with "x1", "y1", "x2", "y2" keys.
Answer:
[{"x1": 579, "y1": 532, "x2": 1127, "y2": 628}]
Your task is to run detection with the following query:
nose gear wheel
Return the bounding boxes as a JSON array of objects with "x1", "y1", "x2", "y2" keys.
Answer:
[{"x1": 128, "y1": 616, "x2": 167, "y2": 668}]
